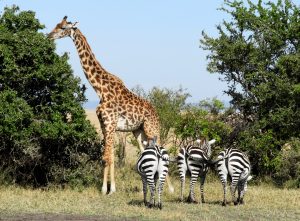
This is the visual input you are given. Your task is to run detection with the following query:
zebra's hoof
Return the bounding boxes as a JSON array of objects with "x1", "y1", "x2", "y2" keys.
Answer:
[
  {"x1": 222, "y1": 202, "x2": 226, "y2": 206},
  {"x1": 158, "y1": 203, "x2": 162, "y2": 210},
  {"x1": 187, "y1": 196, "x2": 197, "y2": 204},
  {"x1": 148, "y1": 203, "x2": 154, "y2": 208},
  {"x1": 234, "y1": 201, "x2": 239, "y2": 206},
  {"x1": 188, "y1": 199, "x2": 198, "y2": 204}
]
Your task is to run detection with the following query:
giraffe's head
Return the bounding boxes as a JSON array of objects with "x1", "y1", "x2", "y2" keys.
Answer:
[{"x1": 48, "y1": 16, "x2": 78, "y2": 40}]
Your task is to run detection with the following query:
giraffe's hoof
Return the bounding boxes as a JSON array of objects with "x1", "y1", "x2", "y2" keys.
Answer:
[
  {"x1": 101, "y1": 187, "x2": 108, "y2": 195},
  {"x1": 108, "y1": 191, "x2": 116, "y2": 195},
  {"x1": 109, "y1": 185, "x2": 116, "y2": 194}
]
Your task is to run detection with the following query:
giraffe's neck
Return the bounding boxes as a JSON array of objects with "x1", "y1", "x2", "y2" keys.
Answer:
[{"x1": 71, "y1": 29, "x2": 123, "y2": 100}]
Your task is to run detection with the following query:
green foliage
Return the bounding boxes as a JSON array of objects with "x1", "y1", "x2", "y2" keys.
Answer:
[
  {"x1": 274, "y1": 138, "x2": 300, "y2": 188},
  {"x1": 174, "y1": 100, "x2": 232, "y2": 146},
  {"x1": 0, "y1": 6, "x2": 102, "y2": 187},
  {"x1": 239, "y1": 126, "x2": 281, "y2": 175},
  {"x1": 199, "y1": 97, "x2": 225, "y2": 115},
  {"x1": 132, "y1": 86, "x2": 190, "y2": 145},
  {"x1": 200, "y1": 0, "x2": 300, "y2": 183},
  {"x1": 133, "y1": 85, "x2": 231, "y2": 154}
]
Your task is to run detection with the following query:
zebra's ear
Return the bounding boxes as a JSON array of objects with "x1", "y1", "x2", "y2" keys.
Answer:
[{"x1": 208, "y1": 139, "x2": 216, "y2": 145}]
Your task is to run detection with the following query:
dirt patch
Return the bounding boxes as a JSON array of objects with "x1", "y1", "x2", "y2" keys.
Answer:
[{"x1": 0, "y1": 214, "x2": 139, "y2": 221}]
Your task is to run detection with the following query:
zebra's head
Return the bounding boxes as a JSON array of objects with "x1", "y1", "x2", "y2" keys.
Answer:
[{"x1": 202, "y1": 139, "x2": 216, "y2": 158}]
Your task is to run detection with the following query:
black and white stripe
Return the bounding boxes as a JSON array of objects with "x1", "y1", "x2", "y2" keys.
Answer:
[
  {"x1": 177, "y1": 139, "x2": 216, "y2": 203},
  {"x1": 136, "y1": 140, "x2": 169, "y2": 209},
  {"x1": 215, "y1": 148, "x2": 252, "y2": 206}
]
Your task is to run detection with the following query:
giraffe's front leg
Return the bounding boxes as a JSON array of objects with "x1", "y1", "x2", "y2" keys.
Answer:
[
  {"x1": 102, "y1": 131, "x2": 116, "y2": 195},
  {"x1": 98, "y1": 109, "x2": 117, "y2": 195}
]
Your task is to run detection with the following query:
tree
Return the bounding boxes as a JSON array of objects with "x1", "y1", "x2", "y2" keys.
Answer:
[
  {"x1": 0, "y1": 6, "x2": 102, "y2": 186},
  {"x1": 174, "y1": 99, "x2": 232, "y2": 148},
  {"x1": 132, "y1": 86, "x2": 190, "y2": 145},
  {"x1": 200, "y1": 0, "x2": 300, "y2": 176}
]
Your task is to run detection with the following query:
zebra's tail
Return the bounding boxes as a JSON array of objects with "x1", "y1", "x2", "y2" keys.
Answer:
[
  {"x1": 188, "y1": 156, "x2": 208, "y2": 163},
  {"x1": 168, "y1": 157, "x2": 178, "y2": 163}
]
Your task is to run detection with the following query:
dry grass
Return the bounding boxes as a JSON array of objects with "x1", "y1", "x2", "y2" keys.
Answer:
[
  {"x1": 85, "y1": 109, "x2": 102, "y2": 135},
  {"x1": 0, "y1": 164, "x2": 299, "y2": 221}
]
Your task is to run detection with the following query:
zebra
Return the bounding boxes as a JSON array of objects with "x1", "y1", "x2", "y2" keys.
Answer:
[
  {"x1": 136, "y1": 138, "x2": 169, "y2": 209},
  {"x1": 177, "y1": 138, "x2": 216, "y2": 203},
  {"x1": 214, "y1": 147, "x2": 252, "y2": 206}
]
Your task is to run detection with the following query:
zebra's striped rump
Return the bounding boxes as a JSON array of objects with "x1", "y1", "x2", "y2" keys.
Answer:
[
  {"x1": 177, "y1": 139, "x2": 216, "y2": 203},
  {"x1": 136, "y1": 141, "x2": 169, "y2": 209},
  {"x1": 215, "y1": 148, "x2": 251, "y2": 206}
]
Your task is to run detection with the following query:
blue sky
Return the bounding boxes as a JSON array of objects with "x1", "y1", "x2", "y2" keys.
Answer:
[{"x1": 2, "y1": 0, "x2": 233, "y2": 108}]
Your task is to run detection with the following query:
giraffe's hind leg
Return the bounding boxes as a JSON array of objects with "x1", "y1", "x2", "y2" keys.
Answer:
[{"x1": 133, "y1": 129, "x2": 147, "y2": 152}]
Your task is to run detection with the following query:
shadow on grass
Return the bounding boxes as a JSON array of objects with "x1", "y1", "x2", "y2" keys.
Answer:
[
  {"x1": 166, "y1": 198, "x2": 224, "y2": 206},
  {"x1": 127, "y1": 199, "x2": 144, "y2": 207}
]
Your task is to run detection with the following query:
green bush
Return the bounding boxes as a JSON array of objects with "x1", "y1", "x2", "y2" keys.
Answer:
[
  {"x1": 0, "y1": 6, "x2": 102, "y2": 187},
  {"x1": 174, "y1": 102, "x2": 232, "y2": 145},
  {"x1": 274, "y1": 138, "x2": 300, "y2": 188}
]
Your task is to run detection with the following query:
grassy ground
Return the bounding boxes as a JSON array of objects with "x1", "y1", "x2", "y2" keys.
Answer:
[{"x1": 0, "y1": 165, "x2": 299, "y2": 221}]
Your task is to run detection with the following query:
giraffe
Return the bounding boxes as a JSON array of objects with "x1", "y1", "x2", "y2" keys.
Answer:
[{"x1": 48, "y1": 16, "x2": 173, "y2": 194}]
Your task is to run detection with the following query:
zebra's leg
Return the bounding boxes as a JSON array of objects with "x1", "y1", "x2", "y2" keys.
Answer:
[
  {"x1": 219, "y1": 174, "x2": 227, "y2": 206},
  {"x1": 141, "y1": 177, "x2": 148, "y2": 207},
  {"x1": 238, "y1": 180, "x2": 247, "y2": 205},
  {"x1": 188, "y1": 173, "x2": 198, "y2": 203},
  {"x1": 231, "y1": 176, "x2": 239, "y2": 205},
  {"x1": 200, "y1": 173, "x2": 207, "y2": 203},
  {"x1": 221, "y1": 179, "x2": 227, "y2": 206},
  {"x1": 180, "y1": 174, "x2": 185, "y2": 202},
  {"x1": 157, "y1": 178, "x2": 165, "y2": 210},
  {"x1": 148, "y1": 178, "x2": 156, "y2": 208},
  {"x1": 237, "y1": 182, "x2": 242, "y2": 205},
  {"x1": 178, "y1": 148, "x2": 187, "y2": 201}
]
